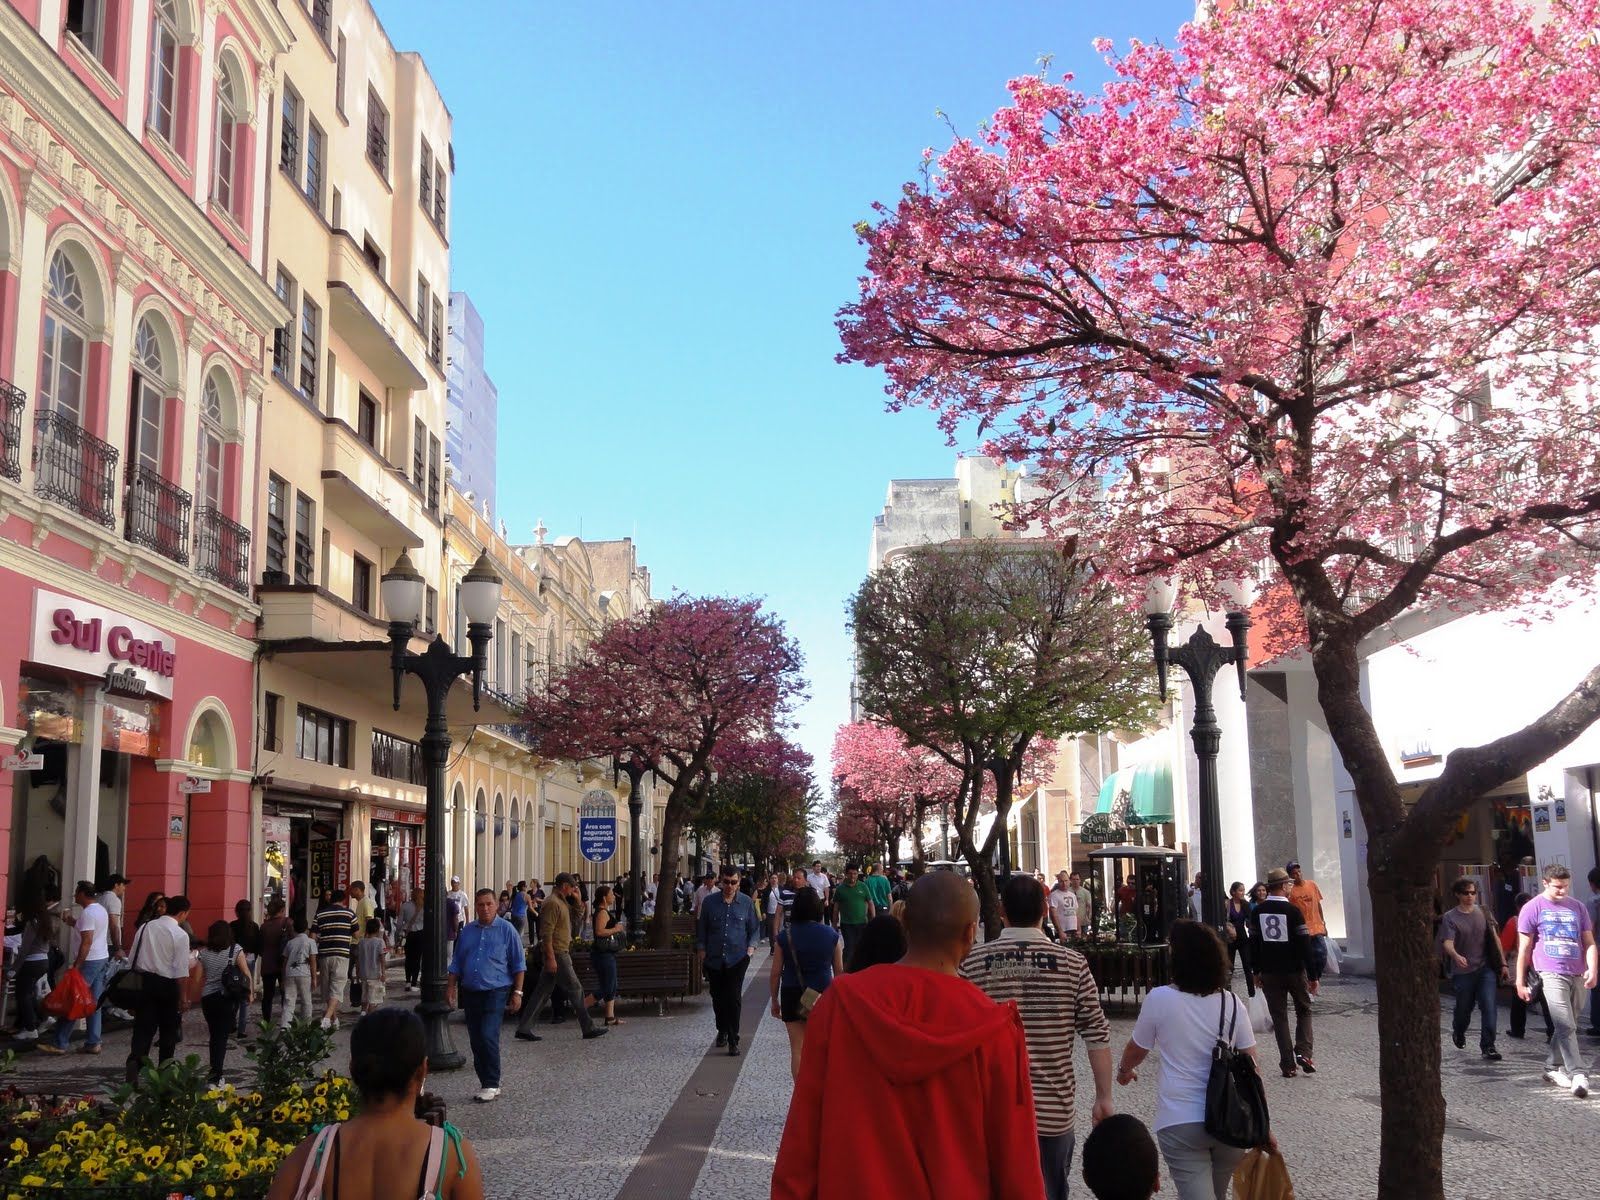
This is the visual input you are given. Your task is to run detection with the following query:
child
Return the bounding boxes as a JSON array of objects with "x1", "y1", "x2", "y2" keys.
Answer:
[
  {"x1": 357, "y1": 917, "x2": 387, "y2": 1013},
  {"x1": 280, "y1": 915, "x2": 316, "y2": 1028},
  {"x1": 1081, "y1": 1114, "x2": 1161, "y2": 1200}
]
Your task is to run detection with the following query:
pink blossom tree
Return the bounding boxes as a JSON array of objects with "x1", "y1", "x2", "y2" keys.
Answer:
[
  {"x1": 839, "y1": 1, "x2": 1600, "y2": 1192},
  {"x1": 695, "y1": 733, "x2": 817, "y2": 874},
  {"x1": 524, "y1": 595, "x2": 805, "y2": 948},
  {"x1": 831, "y1": 721, "x2": 966, "y2": 864}
]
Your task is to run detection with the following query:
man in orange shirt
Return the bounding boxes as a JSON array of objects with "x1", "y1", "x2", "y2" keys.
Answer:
[
  {"x1": 772, "y1": 870, "x2": 1044, "y2": 1200},
  {"x1": 1286, "y1": 860, "x2": 1328, "y2": 976}
]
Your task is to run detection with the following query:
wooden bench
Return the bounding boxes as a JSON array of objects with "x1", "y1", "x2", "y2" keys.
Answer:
[{"x1": 567, "y1": 948, "x2": 701, "y2": 1015}]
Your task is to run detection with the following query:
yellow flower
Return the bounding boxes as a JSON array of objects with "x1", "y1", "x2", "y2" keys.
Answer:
[
  {"x1": 19, "y1": 1178, "x2": 45, "y2": 1189},
  {"x1": 205, "y1": 1186, "x2": 218, "y2": 1198},
  {"x1": 8, "y1": 1139, "x2": 24, "y2": 1155},
  {"x1": 143, "y1": 1145, "x2": 167, "y2": 1167}
]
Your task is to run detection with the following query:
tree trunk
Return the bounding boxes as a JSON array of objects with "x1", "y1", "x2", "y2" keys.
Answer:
[
  {"x1": 964, "y1": 843, "x2": 1002, "y2": 940},
  {"x1": 650, "y1": 804, "x2": 687, "y2": 949},
  {"x1": 1369, "y1": 859, "x2": 1447, "y2": 1200}
]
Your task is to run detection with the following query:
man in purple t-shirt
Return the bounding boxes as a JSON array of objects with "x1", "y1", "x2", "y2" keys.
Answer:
[{"x1": 1516, "y1": 864, "x2": 1598, "y2": 1098}]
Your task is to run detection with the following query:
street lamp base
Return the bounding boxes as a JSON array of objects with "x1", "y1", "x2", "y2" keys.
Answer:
[{"x1": 420, "y1": 1000, "x2": 466, "y2": 1072}]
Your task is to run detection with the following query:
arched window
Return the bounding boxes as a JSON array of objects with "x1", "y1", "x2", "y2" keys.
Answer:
[
  {"x1": 40, "y1": 250, "x2": 89, "y2": 423},
  {"x1": 129, "y1": 317, "x2": 167, "y2": 475},
  {"x1": 212, "y1": 60, "x2": 241, "y2": 211},
  {"x1": 148, "y1": 0, "x2": 182, "y2": 144},
  {"x1": 196, "y1": 372, "x2": 226, "y2": 509}
]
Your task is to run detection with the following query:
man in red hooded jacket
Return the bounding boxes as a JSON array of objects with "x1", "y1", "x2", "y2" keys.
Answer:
[{"x1": 771, "y1": 871, "x2": 1045, "y2": 1200}]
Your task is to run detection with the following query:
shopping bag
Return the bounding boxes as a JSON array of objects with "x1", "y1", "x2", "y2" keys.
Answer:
[
  {"x1": 1233, "y1": 1146, "x2": 1294, "y2": 1200},
  {"x1": 1323, "y1": 937, "x2": 1341, "y2": 975},
  {"x1": 41, "y1": 967, "x2": 97, "y2": 1021},
  {"x1": 1247, "y1": 990, "x2": 1273, "y2": 1034}
]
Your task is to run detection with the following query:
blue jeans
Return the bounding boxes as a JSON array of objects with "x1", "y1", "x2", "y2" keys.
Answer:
[
  {"x1": 1451, "y1": 966, "x2": 1498, "y2": 1051},
  {"x1": 593, "y1": 951, "x2": 618, "y2": 1002},
  {"x1": 461, "y1": 986, "x2": 509, "y2": 1089},
  {"x1": 55, "y1": 957, "x2": 110, "y2": 1049}
]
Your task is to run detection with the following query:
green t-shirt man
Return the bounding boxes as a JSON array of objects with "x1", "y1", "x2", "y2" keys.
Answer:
[
  {"x1": 864, "y1": 869, "x2": 892, "y2": 914},
  {"x1": 835, "y1": 879, "x2": 872, "y2": 927}
]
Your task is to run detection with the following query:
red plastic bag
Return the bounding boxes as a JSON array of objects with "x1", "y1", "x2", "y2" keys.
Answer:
[{"x1": 41, "y1": 967, "x2": 97, "y2": 1021}]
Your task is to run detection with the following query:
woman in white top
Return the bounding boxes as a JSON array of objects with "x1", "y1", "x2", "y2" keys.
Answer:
[{"x1": 1115, "y1": 920, "x2": 1263, "y2": 1200}]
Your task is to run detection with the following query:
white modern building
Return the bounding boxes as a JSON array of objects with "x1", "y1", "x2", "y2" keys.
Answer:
[{"x1": 445, "y1": 290, "x2": 497, "y2": 517}]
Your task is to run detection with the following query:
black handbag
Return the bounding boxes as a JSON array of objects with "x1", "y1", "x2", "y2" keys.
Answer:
[
  {"x1": 104, "y1": 926, "x2": 151, "y2": 1009},
  {"x1": 1204, "y1": 991, "x2": 1271, "y2": 1149},
  {"x1": 220, "y1": 947, "x2": 251, "y2": 1001}
]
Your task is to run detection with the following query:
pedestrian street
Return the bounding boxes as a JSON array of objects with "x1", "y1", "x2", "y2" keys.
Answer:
[{"x1": 7, "y1": 962, "x2": 1596, "y2": 1200}]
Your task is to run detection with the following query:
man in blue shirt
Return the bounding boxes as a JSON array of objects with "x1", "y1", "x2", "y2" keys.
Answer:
[
  {"x1": 696, "y1": 867, "x2": 761, "y2": 1057},
  {"x1": 447, "y1": 888, "x2": 526, "y2": 1102}
]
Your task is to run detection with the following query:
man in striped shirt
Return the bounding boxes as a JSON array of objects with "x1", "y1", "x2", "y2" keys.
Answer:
[
  {"x1": 960, "y1": 874, "x2": 1114, "y2": 1200},
  {"x1": 312, "y1": 888, "x2": 359, "y2": 1031}
]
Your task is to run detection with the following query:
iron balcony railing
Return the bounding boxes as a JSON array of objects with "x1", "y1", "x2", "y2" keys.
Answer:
[
  {"x1": 0, "y1": 380, "x2": 24, "y2": 482},
  {"x1": 125, "y1": 461, "x2": 192, "y2": 566},
  {"x1": 195, "y1": 505, "x2": 251, "y2": 595},
  {"x1": 33, "y1": 409, "x2": 118, "y2": 527}
]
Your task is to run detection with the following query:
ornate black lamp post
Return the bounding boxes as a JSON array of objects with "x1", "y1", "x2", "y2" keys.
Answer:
[
  {"x1": 613, "y1": 753, "x2": 650, "y2": 945},
  {"x1": 381, "y1": 548, "x2": 503, "y2": 1071},
  {"x1": 1143, "y1": 575, "x2": 1252, "y2": 932}
]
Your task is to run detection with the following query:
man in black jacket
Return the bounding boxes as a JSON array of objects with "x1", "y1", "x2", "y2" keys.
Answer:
[{"x1": 1250, "y1": 866, "x2": 1322, "y2": 1077}]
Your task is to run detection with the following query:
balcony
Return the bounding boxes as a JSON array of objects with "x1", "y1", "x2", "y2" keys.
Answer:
[
  {"x1": 195, "y1": 506, "x2": 251, "y2": 595},
  {"x1": 33, "y1": 410, "x2": 118, "y2": 528},
  {"x1": 326, "y1": 232, "x2": 428, "y2": 390},
  {"x1": 322, "y1": 417, "x2": 427, "y2": 547},
  {"x1": 124, "y1": 462, "x2": 192, "y2": 566},
  {"x1": 1, "y1": 380, "x2": 23, "y2": 482}
]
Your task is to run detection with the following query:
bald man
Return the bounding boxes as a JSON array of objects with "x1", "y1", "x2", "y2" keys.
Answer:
[{"x1": 773, "y1": 872, "x2": 1045, "y2": 1200}]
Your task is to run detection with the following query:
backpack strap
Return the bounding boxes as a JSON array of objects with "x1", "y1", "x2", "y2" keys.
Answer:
[{"x1": 291, "y1": 1124, "x2": 340, "y2": 1200}]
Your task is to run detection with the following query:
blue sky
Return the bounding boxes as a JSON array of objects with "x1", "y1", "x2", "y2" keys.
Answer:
[{"x1": 375, "y1": 0, "x2": 1195, "y2": 811}]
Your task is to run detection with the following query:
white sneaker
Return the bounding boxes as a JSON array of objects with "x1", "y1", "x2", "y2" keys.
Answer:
[
  {"x1": 1546, "y1": 1068, "x2": 1574, "y2": 1089},
  {"x1": 1572, "y1": 1073, "x2": 1590, "y2": 1099},
  {"x1": 108, "y1": 1007, "x2": 134, "y2": 1022},
  {"x1": 13, "y1": 1029, "x2": 38, "y2": 1042},
  {"x1": 475, "y1": 1087, "x2": 500, "y2": 1102}
]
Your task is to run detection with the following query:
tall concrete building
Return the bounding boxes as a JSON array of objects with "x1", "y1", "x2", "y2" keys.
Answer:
[{"x1": 445, "y1": 290, "x2": 496, "y2": 516}]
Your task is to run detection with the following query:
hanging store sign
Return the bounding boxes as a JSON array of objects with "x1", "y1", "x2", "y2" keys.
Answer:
[
  {"x1": 3, "y1": 751, "x2": 43, "y2": 771},
  {"x1": 179, "y1": 776, "x2": 212, "y2": 794},
  {"x1": 334, "y1": 839, "x2": 352, "y2": 890},
  {"x1": 371, "y1": 805, "x2": 426, "y2": 826},
  {"x1": 30, "y1": 590, "x2": 177, "y2": 700}
]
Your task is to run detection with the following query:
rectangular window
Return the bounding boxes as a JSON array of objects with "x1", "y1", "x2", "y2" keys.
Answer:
[
  {"x1": 335, "y1": 32, "x2": 347, "y2": 116},
  {"x1": 371, "y1": 729, "x2": 425, "y2": 785},
  {"x1": 430, "y1": 297, "x2": 444, "y2": 367},
  {"x1": 296, "y1": 704, "x2": 351, "y2": 768},
  {"x1": 434, "y1": 164, "x2": 447, "y2": 228},
  {"x1": 362, "y1": 235, "x2": 384, "y2": 276},
  {"x1": 424, "y1": 585, "x2": 437, "y2": 634},
  {"x1": 293, "y1": 491, "x2": 315, "y2": 585},
  {"x1": 263, "y1": 692, "x2": 282, "y2": 752},
  {"x1": 308, "y1": 0, "x2": 331, "y2": 43},
  {"x1": 356, "y1": 390, "x2": 378, "y2": 446},
  {"x1": 299, "y1": 296, "x2": 320, "y2": 400},
  {"x1": 412, "y1": 417, "x2": 426, "y2": 486},
  {"x1": 510, "y1": 632, "x2": 522, "y2": 691},
  {"x1": 352, "y1": 553, "x2": 373, "y2": 613},
  {"x1": 416, "y1": 274, "x2": 429, "y2": 327},
  {"x1": 304, "y1": 120, "x2": 325, "y2": 213},
  {"x1": 366, "y1": 87, "x2": 389, "y2": 177},
  {"x1": 420, "y1": 140, "x2": 433, "y2": 213},
  {"x1": 272, "y1": 270, "x2": 295, "y2": 383},
  {"x1": 280, "y1": 83, "x2": 301, "y2": 177},
  {"x1": 330, "y1": 187, "x2": 342, "y2": 230},
  {"x1": 427, "y1": 436, "x2": 440, "y2": 512},
  {"x1": 65, "y1": 0, "x2": 105, "y2": 60},
  {"x1": 265, "y1": 473, "x2": 289, "y2": 580}
]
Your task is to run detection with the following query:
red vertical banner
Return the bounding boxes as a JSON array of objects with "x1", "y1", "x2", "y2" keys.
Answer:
[
  {"x1": 412, "y1": 845, "x2": 426, "y2": 893},
  {"x1": 334, "y1": 839, "x2": 351, "y2": 891}
]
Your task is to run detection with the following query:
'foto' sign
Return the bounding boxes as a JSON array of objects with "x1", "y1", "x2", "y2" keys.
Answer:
[{"x1": 29, "y1": 590, "x2": 178, "y2": 699}]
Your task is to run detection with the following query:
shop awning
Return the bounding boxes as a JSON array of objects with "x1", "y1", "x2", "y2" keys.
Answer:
[{"x1": 1096, "y1": 758, "x2": 1174, "y2": 824}]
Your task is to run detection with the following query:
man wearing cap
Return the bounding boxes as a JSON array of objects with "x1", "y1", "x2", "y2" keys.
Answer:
[
  {"x1": 446, "y1": 876, "x2": 470, "y2": 951},
  {"x1": 1250, "y1": 867, "x2": 1322, "y2": 1077},
  {"x1": 1286, "y1": 860, "x2": 1329, "y2": 976}
]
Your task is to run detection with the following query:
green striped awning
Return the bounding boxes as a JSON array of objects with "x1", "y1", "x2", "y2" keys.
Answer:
[{"x1": 1095, "y1": 758, "x2": 1174, "y2": 824}]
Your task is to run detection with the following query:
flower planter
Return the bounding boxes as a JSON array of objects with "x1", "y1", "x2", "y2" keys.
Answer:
[{"x1": 1080, "y1": 942, "x2": 1170, "y2": 1007}]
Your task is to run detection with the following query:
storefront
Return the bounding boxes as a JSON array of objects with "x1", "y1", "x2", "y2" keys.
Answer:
[
  {"x1": 260, "y1": 790, "x2": 349, "y2": 926},
  {"x1": 368, "y1": 802, "x2": 425, "y2": 916},
  {"x1": 2, "y1": 583, "x2": 254, "y2": 928}
]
